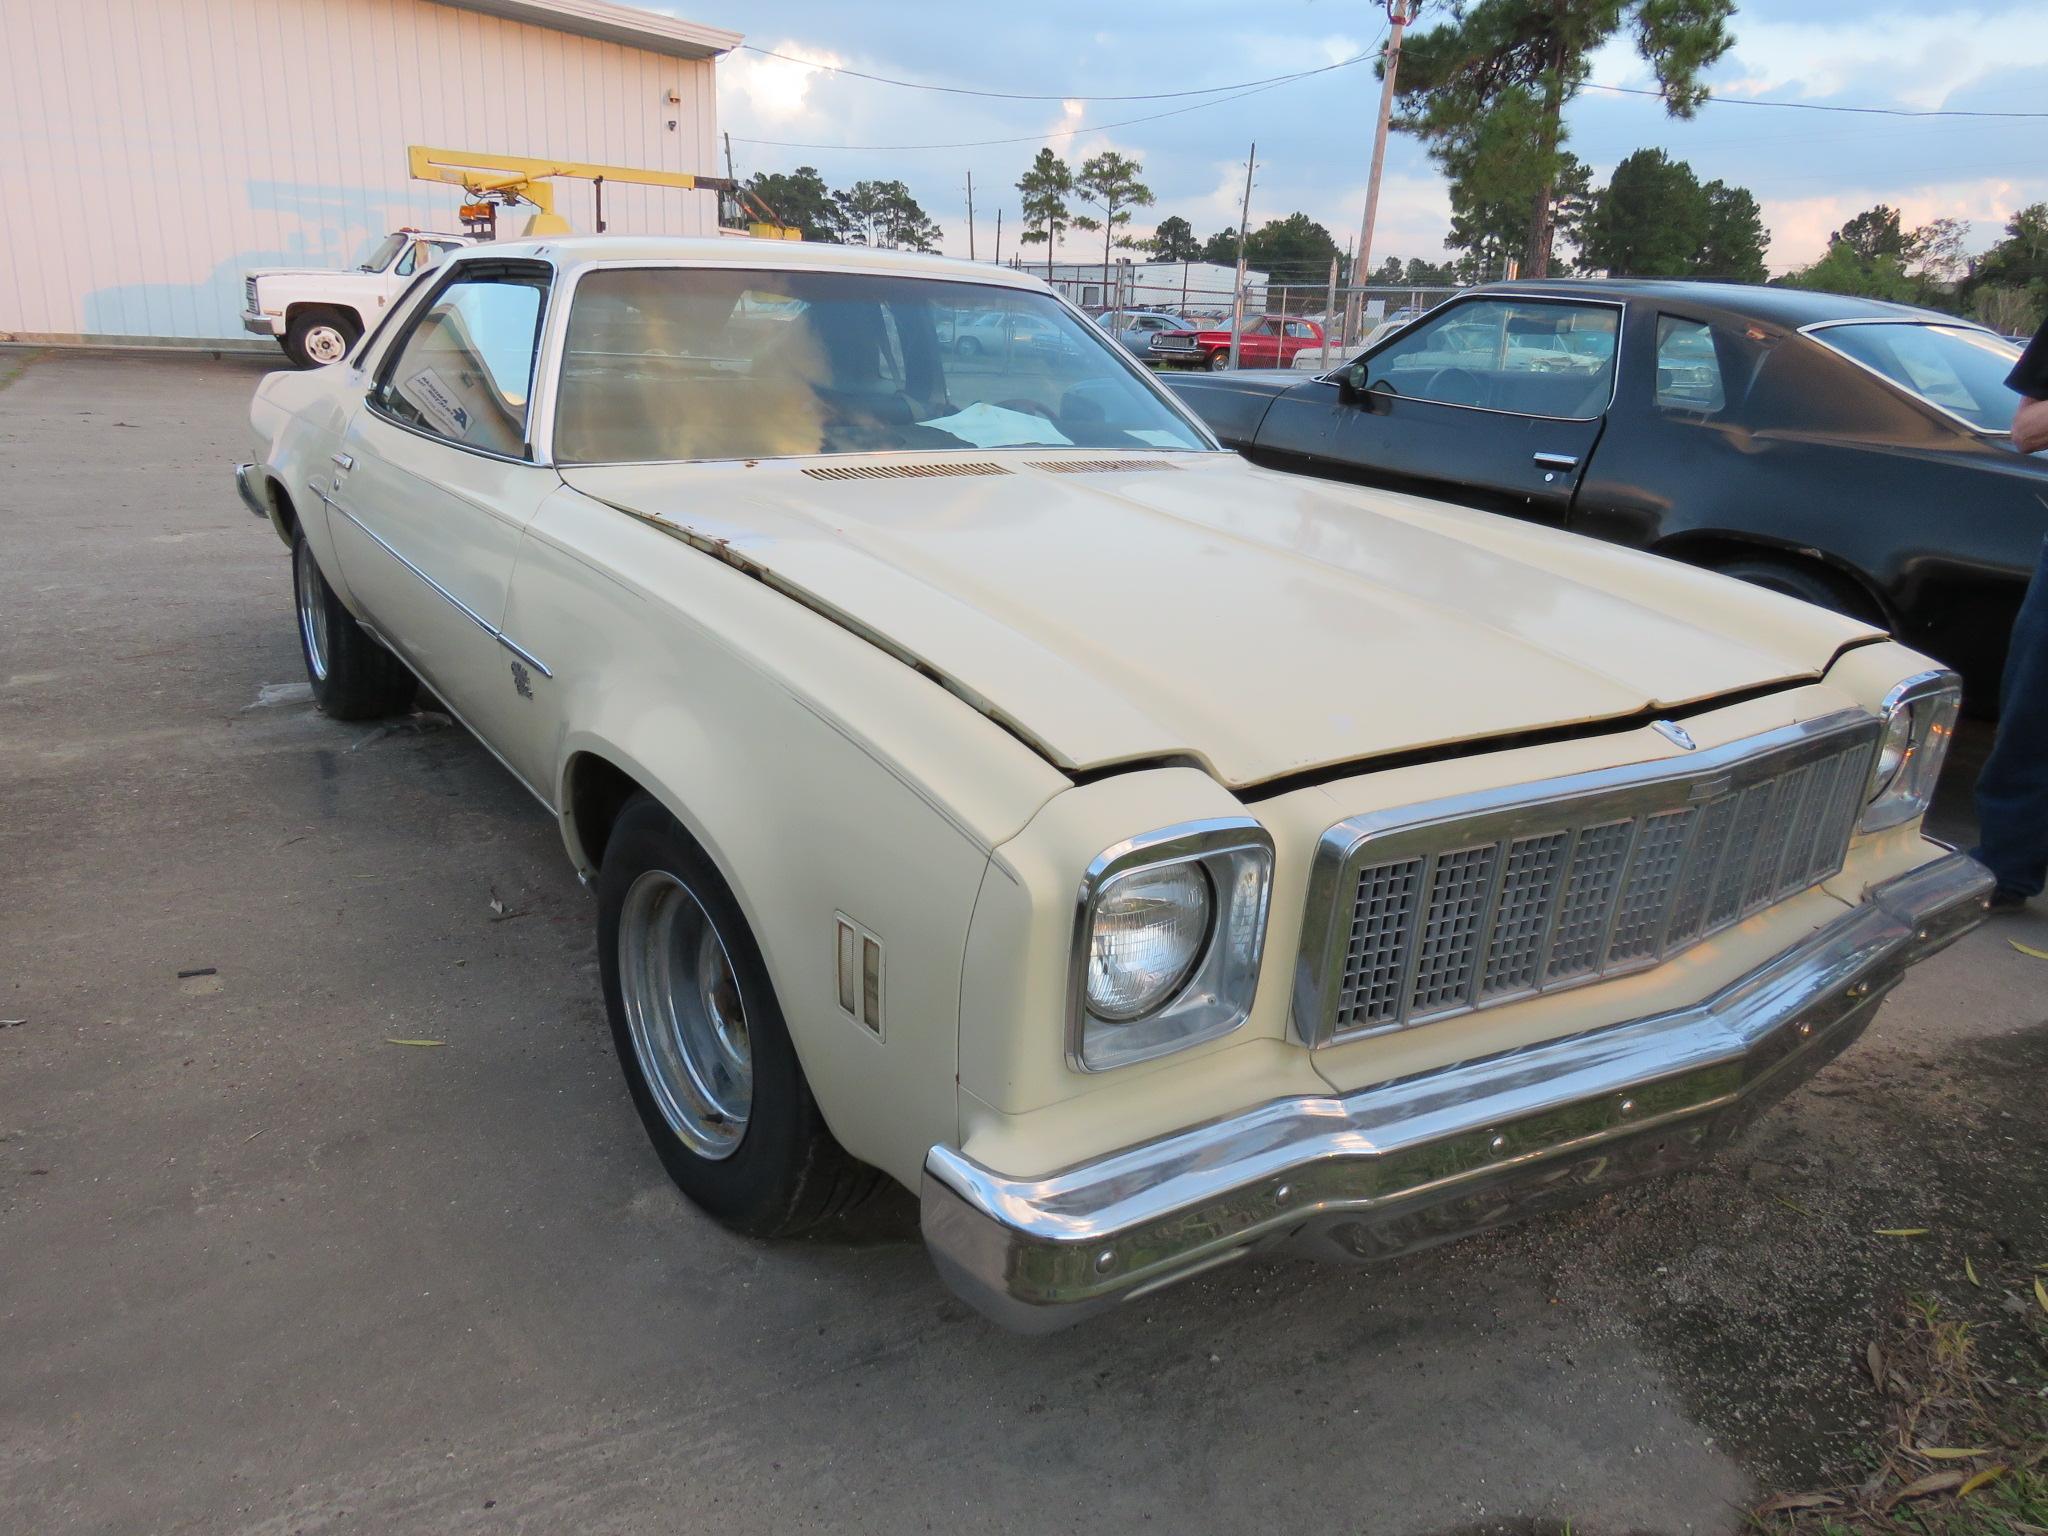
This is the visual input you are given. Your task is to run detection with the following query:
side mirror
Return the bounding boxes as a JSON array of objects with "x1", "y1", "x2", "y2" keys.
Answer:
[{"x1": 1332, "y1": 359, "x2": 1371, "y2": 402}]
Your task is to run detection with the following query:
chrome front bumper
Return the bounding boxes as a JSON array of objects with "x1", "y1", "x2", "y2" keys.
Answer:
[
  {"x1": 241, "y1": 310, "x2": 281, "y2": 337},
  {"x1": 233, "y1": 462, "x2": 268, "y2": 519},
  {"x1": 922, "y1": 850, "x2": 1991, "y2": 1333}
]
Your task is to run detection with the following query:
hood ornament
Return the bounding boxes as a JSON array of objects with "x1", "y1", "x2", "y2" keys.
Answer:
[{"x1": 1652, "y1": 719, "x2": 1698, "y2": 751}]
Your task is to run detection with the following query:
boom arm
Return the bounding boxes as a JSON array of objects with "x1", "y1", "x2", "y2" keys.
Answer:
[{"x1": 406, "y1": 145, "x2": 739, "y2": 237}]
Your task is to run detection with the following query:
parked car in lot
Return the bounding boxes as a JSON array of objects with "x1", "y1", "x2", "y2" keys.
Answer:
[
  {"x1": 1094, "y1": 308, "x2": 1199, "y2": 360},
  {"x1": 1165, "y1": 280, "x2": 2048, "y2": 699},
  {"x1": 235, "y1": 239, "x2": 1988, "y2": 1330},
  {"x1": 1150, "y1": 313, "x2": 1326, "y2": 369},
  {"x1": 244, "y1": 228, "x2": 473, "y2": 367},
  {"x1": 951, "y1": 308, "x2": 1080, "y2": 362}
]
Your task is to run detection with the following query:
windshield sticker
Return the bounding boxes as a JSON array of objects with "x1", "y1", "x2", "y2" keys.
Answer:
[
  {"x1": 399, "y1": 368, "x2": 473, "y2": 439},
  {"x1": 918, "y1": 401, "x2": 1072, "y2": 448}
]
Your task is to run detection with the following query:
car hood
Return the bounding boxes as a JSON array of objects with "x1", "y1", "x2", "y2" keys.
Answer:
[
  {"x1": 561, "y1": 452, "x2": 1877, "y2": 788},
  {"x1": 247, "y1": 266, "x2": 380, "y2": 281}
]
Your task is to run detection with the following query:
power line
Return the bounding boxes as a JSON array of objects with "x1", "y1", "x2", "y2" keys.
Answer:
[
  {"x1": 1582, "y1": 81, "x2": 2048, "y2": 119},
  {"x1": 728, "y1": 48, "x2": 1383, "y2": 152},
  {"x1": 737, "y1": 43, "x2": 1382, "y2": 103}
]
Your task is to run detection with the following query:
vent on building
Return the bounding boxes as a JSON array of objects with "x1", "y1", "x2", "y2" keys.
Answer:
[
  {"x1": 801, "y1": 462, "x2": 1013, "y2": 481},
  {"x1": 835, "y1": 914, "x2": 884, "y2": 1037},
  {"x1": 1021, "y1": 458, "x2": 1183, "y2": 474}
]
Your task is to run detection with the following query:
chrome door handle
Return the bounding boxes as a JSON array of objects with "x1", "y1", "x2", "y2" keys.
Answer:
[
  {"x1": 1532, "y1": 452, "x2": 1579, "y2": 471},
  {"x1": 331, "y1": 452, "x2": 355, "y2": 472}
]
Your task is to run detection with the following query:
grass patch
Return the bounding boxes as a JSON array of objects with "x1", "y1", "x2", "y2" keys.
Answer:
[{"x1": 1750, "y1": 1277, "x2": 2048, "y2": 1533}]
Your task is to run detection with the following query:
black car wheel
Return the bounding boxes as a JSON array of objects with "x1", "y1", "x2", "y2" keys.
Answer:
[
  {"x1": 293, "y1": 531, "x2": 418, "y2": 719},
  {"x1": 1715, "y1": 557, "x2": 1886, "y2": 627}
]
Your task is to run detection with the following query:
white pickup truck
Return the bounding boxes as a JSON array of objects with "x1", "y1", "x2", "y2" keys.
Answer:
[{"x1": 243, "y1": 229, "x2": 474, "y2": 366}]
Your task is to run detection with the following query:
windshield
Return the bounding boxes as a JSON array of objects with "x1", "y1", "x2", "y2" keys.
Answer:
[
  {"x1": 1809, "y1": 322, "x2": 2022, "y2": 433},
  {"x1": 352, "y1": 233, "x2": 407, "y2": 272},
  {"x1": 552, "y1": 267, "x2": 1214, "y2": 463}
]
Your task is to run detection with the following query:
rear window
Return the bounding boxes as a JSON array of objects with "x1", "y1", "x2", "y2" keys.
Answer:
[{"x1": 1808, "y1": 322, "x2": 2021, "y2": 433}]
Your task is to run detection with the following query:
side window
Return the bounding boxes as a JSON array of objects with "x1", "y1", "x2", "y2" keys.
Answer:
[
  {"x1": 1654, "y1": 315, "x2": 1727, "y2": 414},
  {"x1": 375, "y1": 272, "x2": 548, "y2": 457},
  {"x1": 1362, "y1": 299, "x2": 1618, "y2": 418},
  {"x1": 394, "y1": 243, "x2": 419, "y2": 277},
  {"x1": 1285, "y1": 320, "x2": 1316, "y2": 339}
]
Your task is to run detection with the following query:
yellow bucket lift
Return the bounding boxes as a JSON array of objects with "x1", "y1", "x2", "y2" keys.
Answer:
[{"x1": 406, "y1": 145, "x2": 801, "y2": 240}]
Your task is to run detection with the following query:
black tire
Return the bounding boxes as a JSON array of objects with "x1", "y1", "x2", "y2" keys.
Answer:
[
  {"x1": 284, "y1": 306, "x2": 361, "y2": 368},
  {"x1": 955, "y1": 335, "x2": 982, "y2": 357},
  {"x1": 596, "y1": 794, "x2": 880, "y2": 1237},
  {"x1": 1206, "y1": 350, "x2": 1233, "y2": 371},
  {"x1": 1714, "y1": 557, "x2": 1887, "y2": 628},
  {"x1": 293, "y1": 531, "x2": 418, "y2": 719}
]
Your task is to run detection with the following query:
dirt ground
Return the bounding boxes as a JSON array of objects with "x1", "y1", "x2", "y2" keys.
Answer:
[{"x1": 2, "y1": 347, "x2": 2044, "y2": 1536}]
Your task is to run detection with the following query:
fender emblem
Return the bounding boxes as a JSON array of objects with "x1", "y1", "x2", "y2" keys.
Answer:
[
  {"x1": 509, "y1": 660, "x2": 533, "y2": 699},
  {"x1": 1651, "y1": 719, "x2": 1697, "y2": 751}
]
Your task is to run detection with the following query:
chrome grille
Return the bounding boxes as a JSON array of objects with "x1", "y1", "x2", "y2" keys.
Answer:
[
  {"x1": 244, "y1": 276, "x2": 259, "y2": 312},
  {"x1": 1295, "y1": 713, "x2": 1880, "y2": 1044}
]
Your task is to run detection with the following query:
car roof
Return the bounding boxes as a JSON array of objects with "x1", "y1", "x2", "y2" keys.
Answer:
[
  {"x1": 457, "y1": 234, "x2": 1053, "y2": 292},
  {"x1": 1469, "y1": 277, "x2": 1975, "y2": 330}
]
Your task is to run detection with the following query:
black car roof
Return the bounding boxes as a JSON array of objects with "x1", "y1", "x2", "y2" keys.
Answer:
[{"x1": 1470, "y1": 277, "x2": 1965, "y2": 331}]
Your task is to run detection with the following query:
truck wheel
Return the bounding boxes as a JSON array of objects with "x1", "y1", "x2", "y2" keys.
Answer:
[
  {"x1": 597, "y1": 794, "x2": 881, "y2": 1238},
  {"x1": 293, "y1": 531, "x2": 418, "y2": 719},
  {"x1": 1207, "y1": 350, "x2": 1234, "y2": 371},
  {"x1": 284, "y1": 307, "x2": 360, "y2": 368},
  {"x1": 1714, "y1": 557, "x2": 1886, "y2": 627}
]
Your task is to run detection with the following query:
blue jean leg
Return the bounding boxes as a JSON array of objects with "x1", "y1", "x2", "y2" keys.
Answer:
[{"x1": 1972, "y1": 537, "x2": 2048, "y2": 898}]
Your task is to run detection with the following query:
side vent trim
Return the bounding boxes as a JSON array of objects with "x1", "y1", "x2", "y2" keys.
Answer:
[{"x1": 834, "y1": 913, "x2": 885, "y2": 1038}]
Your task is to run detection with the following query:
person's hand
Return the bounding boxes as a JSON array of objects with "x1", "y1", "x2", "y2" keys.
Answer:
[{"x1": 2015, "y1": 395, "x2": 2048, "y2": 454}]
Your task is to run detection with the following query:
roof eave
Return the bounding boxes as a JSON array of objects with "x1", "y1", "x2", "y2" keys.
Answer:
[{"x1": 429, "y1": 0, "x2": 741, "y2": 60}]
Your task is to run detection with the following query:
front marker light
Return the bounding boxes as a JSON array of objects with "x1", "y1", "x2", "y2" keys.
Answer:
[
  {"x1": 1861, "y1": 670, "x2": 1962, "y2": 833},
  {"x1": 1069, "y1": 819, "x2": 1275, "y2": 1072}
]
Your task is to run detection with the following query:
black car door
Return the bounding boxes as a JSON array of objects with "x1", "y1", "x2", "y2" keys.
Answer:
[{"x1": 1250, "y1": 294, "x2": 1622, "y2": 525}]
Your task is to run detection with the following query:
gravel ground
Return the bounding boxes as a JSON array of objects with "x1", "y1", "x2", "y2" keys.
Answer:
[{"x1": 2, "y1": 346, "x2": 2043, "y2": 1536}]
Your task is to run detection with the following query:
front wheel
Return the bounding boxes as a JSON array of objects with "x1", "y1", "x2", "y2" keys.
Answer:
[
  {"x1": 293, "y1": 531, "x2": 417, "y2": 719},
  {"x1": 1207, "y1": 350, "x2": 1234, "y2": 371},
  {"x1": 284, "y1": 306, "x2": 360, "y2": 368},
  {"x1": 596, "y1": 795, "x2": 880, "y2": 1237},
  {"x1": 1713, "y1": 557, "x2": 1886, "y2": 627}
]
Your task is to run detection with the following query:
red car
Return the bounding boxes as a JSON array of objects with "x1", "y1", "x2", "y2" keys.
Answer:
[{"x1": 1149, "y1": 314, "x2": 1326, "y2": 370}]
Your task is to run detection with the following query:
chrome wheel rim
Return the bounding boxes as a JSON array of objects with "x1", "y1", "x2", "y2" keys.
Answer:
[
  {"x1": 295, "y1": 547, "x2": 330, "y2": 682},
  {"x1": 305, "y1": 324, "x2": 348, "y2": 364},
  {"x1": 618, "y1": 870, "x2": 752, "y2": 1159}
]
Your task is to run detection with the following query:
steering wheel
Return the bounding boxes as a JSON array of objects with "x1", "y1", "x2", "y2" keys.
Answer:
[
  {"x1": 1418, "y1": 367, "x2": 1485, "y2": 407},
  {"x1": 994, "y1": 398, "x2": 1058, "y2": 421}
]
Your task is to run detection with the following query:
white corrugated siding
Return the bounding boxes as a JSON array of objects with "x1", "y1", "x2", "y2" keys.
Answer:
[{"x1": 0, "y1": 0, "x2": 723, "y2": 341}]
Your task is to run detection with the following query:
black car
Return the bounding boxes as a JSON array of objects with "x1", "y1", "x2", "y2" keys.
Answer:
[{"x1": 1165, "y1": 280, "x2": 2046, "y2": 695}]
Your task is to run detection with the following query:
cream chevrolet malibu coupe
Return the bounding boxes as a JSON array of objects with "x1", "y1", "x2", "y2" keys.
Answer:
[{"x1": 236, "y1": 237, "x2": 1990, "y2": 1331}]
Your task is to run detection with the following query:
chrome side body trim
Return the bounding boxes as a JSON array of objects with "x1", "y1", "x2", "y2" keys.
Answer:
[
  {"x1": 323, "y1": 493, "x2": 554, "y2": 678},
  {"x1": 921, "y1": 850, "x2": 1992, "y2": 1333},
  {"x1": 1291, "y1": 710, "x2": 1880, "y2": 1047}
]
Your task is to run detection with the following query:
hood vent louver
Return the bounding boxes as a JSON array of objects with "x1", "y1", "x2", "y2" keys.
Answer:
[
  {"x1": 1022, "y1": 458, "x2": 1181, "y2": 474},
  {"x1": 801, "y1": 462, "x2": 1012, "y2": 481}
]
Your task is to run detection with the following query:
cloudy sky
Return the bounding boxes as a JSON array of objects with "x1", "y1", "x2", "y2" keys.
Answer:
[{"x1": 686, "y1": 0, "x2": 2048, "y2": 280}]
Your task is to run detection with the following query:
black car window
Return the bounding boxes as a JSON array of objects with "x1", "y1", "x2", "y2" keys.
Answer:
[
  {"x1": 1654, "y1": 316, "x2": 1727, "y2": 414},
  {"x1": 1364, "y1": 298, "x2": 1618, "y2": 419}
]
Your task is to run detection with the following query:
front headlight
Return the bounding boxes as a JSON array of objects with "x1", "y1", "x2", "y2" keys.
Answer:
[
  {"x1": 1070, "y1": 819, "x2": 1274, "y2": 1071},
  {"x1": 1860, "y1": 670, "x2": 1961, "y2": 832}
]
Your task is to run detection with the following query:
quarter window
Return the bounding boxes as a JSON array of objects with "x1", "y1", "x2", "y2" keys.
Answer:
[
  {"x1": 1654, "y1": 316, "x2": 1726, "y2": 414},
  {"x1": 375, "y1": 271, "x2": 548, "y2": 457},
  {"x1": 1362, "y1": 299, "x2": 1618, "y2": 418}
]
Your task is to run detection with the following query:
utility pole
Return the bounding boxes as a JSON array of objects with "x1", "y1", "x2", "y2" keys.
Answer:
[
  {"x1": 1320, "y1": 254, "x2": 1338, "y2": 368},
  {"x1": 1227, "y1": 141, "x2": 1255, "y2": 370},
  {"x1": 1349, "y1": 0, "x2": 1415, "y2": 347},
  {"x1": 965, "y1": 170, "x2": 975, "y2": 261},
  {"x1": 993, "y1": 208, "x2": 1002, "y2": 265}
]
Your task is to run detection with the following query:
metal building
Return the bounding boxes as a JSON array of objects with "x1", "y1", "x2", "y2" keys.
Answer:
[{"x1": 0, "y1": 0, "x2": 738, "y2": 346}]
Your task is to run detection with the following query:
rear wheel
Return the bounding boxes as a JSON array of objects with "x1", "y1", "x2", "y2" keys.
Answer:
[
  {"x1": 596, "y1": 795, "x2": 880, "y2": 1237},
  {"x1": 1713, "y1": 557, "x2": 1886, "y2": 627},
  {"x1": 284, "y1": 306, "x2": 360, "y2": 368},
  {"x1": 293, "y1": 531, "x2": 417, "y2": 719}
]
